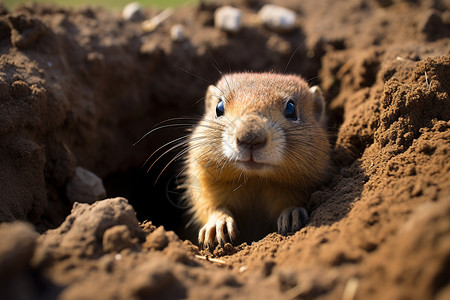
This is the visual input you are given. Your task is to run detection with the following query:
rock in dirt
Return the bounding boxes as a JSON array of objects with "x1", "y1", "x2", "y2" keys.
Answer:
[
  {"x1": 258, "y1": 4, "x2": 296, "y2": 32},
  {"x1": 170, "y1": 24, "x2": 186, "y2": 42},
  {"x1": 122, "y1": 2, "x2": 143, "y2": 21},
  {"x1": 66, "y1": 166, "x2": 106, "y2": 205},
  {"x1": 214, "y1": 6, "x2": 242, "y2": 33}
]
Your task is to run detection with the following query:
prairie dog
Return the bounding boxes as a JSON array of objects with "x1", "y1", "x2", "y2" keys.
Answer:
[{"x1": 184, "y1": 73, "x2": 331, "y2": 249}]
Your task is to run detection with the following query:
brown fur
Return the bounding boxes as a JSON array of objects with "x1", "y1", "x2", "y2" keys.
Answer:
[{"x1": 184, "y1": 72, "x2": 331, "y2": 247}]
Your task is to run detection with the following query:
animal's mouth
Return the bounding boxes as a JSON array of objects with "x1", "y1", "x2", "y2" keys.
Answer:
[{"x1": 235, "y1": 158, "x2": 274, "y2": 171}]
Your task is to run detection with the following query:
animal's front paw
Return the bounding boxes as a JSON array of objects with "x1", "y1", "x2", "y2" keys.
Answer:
[
  {"x1": 277, "y1": 207, "x2": 309, "y2": 234},
  {"x1": 198, "y1": 210, "x2": 238, "y2": 250}
]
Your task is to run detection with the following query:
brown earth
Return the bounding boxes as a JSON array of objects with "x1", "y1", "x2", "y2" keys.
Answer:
[{"x1": 0, "y1": 0, "x2": 449, "y2": 299}]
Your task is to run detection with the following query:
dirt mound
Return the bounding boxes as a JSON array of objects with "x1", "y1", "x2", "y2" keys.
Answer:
[{"x1": 0, "y1": 0, "x2": 449, "y2": 299}]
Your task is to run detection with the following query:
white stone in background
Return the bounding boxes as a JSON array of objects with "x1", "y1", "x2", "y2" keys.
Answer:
[
  {"x1": 214, "y1": 6, "x2": 242, "y2": 33},
  {"x1": 122, "y1": 2, "x2": 143, "y2": 21},
  {"x1": 66, "y1": 167, "x2": 106, "y2": 205},
  {"x1": 258, "y1": 4, "x2": 297, "y2": 32},
  {"x1": 170, "y1": 24, "x2": 186, "y2": 42}
]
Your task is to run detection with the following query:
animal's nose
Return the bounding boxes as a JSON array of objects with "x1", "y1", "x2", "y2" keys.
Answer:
[{"x1": 236, "y1": 115, "x2": 267, "y2": 149}]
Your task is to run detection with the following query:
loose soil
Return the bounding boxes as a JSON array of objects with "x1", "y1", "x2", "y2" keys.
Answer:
[{"x1": 0, "y1": 0, "x2": 449, "y2": 299}]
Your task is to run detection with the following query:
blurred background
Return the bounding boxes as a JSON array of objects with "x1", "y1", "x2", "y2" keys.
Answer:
[{"x1": 4, "y1": 0, "x2": 196, "y2": 9}]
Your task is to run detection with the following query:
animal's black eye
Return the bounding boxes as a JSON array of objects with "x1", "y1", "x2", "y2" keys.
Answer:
[
  {"x1": 216, "y1": 100, "x2": 225, "y2": 117},
  {"x1": 284, "y1": 99, "x2": 297, "y2": 120}
]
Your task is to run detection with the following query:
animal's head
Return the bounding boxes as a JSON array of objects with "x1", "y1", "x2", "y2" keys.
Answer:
[{"x1": 194, "y1": 72, "x2": 330, "y2": 183}]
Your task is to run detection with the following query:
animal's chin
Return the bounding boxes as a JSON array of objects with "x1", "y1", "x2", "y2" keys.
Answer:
[{"x1": 235, "y1": 159, "x2": 274, "y2": 172}]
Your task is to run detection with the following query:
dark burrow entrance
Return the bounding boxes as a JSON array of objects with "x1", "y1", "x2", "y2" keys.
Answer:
[{"x1": 103, "y1": 147, "x2": 194, "y2": 241}]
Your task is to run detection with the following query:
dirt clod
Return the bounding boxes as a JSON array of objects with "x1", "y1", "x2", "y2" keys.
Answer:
[
  {"x1": 144, "y1": 226, "x2": 169, "y2": 250},
  {"x1": 8, "y1": 13, "x2": 45, "y2": 48},
  {"x1": 103, "y1": 224, "x2": 139, "y2": 252},
  {"x1": 0, "y1": 222, "x2": 38, "y2": 279}
]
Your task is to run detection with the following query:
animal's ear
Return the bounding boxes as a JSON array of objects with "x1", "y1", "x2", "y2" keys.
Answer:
[
  {"x1": 205, "y1": 85, "x2": 221, "y2": 113},
  {"x1": 309, "y1": 86, "x2": 326, "y2": 125}
]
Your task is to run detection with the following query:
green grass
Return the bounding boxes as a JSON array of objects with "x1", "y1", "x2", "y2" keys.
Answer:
[{"x1": 4, "y1": 0, "x2": 198, "y2": 10}]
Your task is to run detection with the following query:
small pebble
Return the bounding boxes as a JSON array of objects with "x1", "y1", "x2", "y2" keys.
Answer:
[
  {"x1": 214, "y1": 6, "x2": 242, "y2": 33},
  {"x1": 66, "y1": 167, "x2": 106, "y2": 205},
  {"x1": 170, "y1": 24, "x2": 185, "y2": 42},
  {"x1": 122, "y1": 2, "x2": 143, "y2": 21},
  {"x1": 258, "y1": 4, "x2": 296, "y2": 32}
]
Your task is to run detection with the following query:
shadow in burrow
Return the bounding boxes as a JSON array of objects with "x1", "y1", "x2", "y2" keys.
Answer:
[
  {"x1": 103, "y1": 133, "x2": 194, "y2": 241},
  {"x1": 307, "y1": 104, "x2": 368, "y2": 229},
  {"x1": 308, "y1": 148, "x2": 366, "y2": 229}
]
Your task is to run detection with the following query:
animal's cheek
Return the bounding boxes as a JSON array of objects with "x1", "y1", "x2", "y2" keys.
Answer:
[
  {"x1": 267, "y1": 125, "x2": 286, "y2": 161},
  {"x1": 256, "y1": 133, "x2": 285, "y2": 165},
  {"x1": 221, "y1": 126, "x2": 239, "y2": 157}
]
